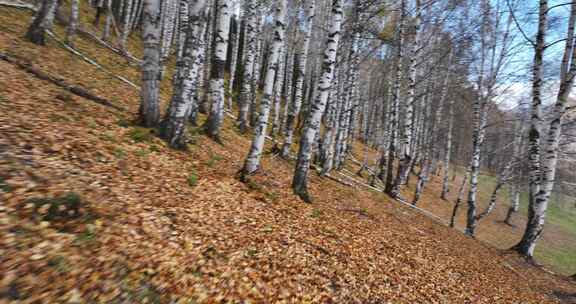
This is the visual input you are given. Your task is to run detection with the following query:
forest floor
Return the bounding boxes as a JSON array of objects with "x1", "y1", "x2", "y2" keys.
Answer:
[{"x1": 1, "y1": 3, "x2": 576, "y2": 303}]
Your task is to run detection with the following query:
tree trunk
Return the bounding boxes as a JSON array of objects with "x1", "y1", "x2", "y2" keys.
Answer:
[
  {"x1": 204, "y1": 0, "x2": 231, "y2": 142},
  {"x1": 161, "y1": 0, "x2": 207, "y2": 148},
  {"x1": 441, "y1": 97, "x2": 455, "y2": 200},
  {"x1": 25, "y1": 0, "x2": 58, "y2": 45},
  {"x1": 464, "y1": 97, "x2": 488, "y2": 236},
  {"x1": 271, "y1": 46, "x2": 286, "y2": 137},
  {"x1": 102, "y1": 0, "x2": 112, "y2": 40},
  {"x1": 120, "y1": 0, "x2": 134, "y2": 51},
  {"x1": 292, "y1": 0, "x2": 344, "y2": 203},
  {"x1": 384, "y1": 0, "x2": 405, "y2": 195},
  {"x1": 504, "y1": 187, "x2": 520, "y2": 225},
  {"x1": 65, "y1": 0, "x2": 80, "y2": 46},
  {"x1": 237, "y1": 0, "x2": 259, "y2": 133},
  {"x1": 139, "y1": 0, "x2": 162, "y2": 127},
  {"x1": 393, "y1": 0, "x2": 421, "y2": 193},
  {"x1": 450, "y1": 171, "x2": 469, "y2": 228},
  {"x1": 281, "y1": 0, "x2": 316, "y2": 158},
  {"x1": 514, "y1": 0, "x2": 575, "y2": 258},
  {"x1": 240, "y1": 0, "x2": 288, "y2": 178}
]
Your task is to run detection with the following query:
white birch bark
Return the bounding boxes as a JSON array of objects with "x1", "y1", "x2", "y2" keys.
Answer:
[
  {"x1": 240, "y1": 0, "x2": 288, "y2": 177},
  {"x1": 271, "y1": 46, "x2": 286, "y2": 137},
  {"x1": 475, "y1": 162, "x2": 514, "y2": 222},
  {"x1": 160, "y1": 0, "x2": 178, "y2": 62},
  {"x1": 204, "y1": 0, "x2": 231, "y2": 142},
  {"x1": 515, "y1": 0, "x2": 576, "y2": 257},
  {"x1": 394, "y1": 0, "x2": 421, "y2": 191},
  {"x1": 385, "y1": 0, "x2": 406, "y2": 195},
  {"x1": 320, "y1": 69, "x2": 342, "y2": 175},
  {"x1": 65, "y1": 0, "x2": 80, "y2": 46},
  {"x1": 120, "y1": 0, "x2": 134, "y2": 51},
  {"x1": 504, "y1": 119, "x2": 526, "y2": 224},
  {"x1": 281, "y1": 0, "x2": 316, "y2": 158},
  {"x1": 292, "y1": 0, "x2": 344, "y2": 202},
  {"x1": 237, "y1": 0, "x2": 259, "y2": 133},
  {"x1": 102, "y1": 0, "x2": 112, "y2": 40},
  {"x1": 139, "y1": 0, "x2": 162, "y2": 127},
  {"x1": 464, "y1": 96, "x2": 489, "y2": 236},
  {"x1": 441, "y1": 96, "x2": 455, "y2": 200},
  {"x1": 176, "y1": 0, "x2": 190, "y2": 59},
  {"x1": 161, "y1": 0, "x2": 207, "y2": 148},
  {"x1": 228, "y1": 10, "x2": 241, "y2": 107},
  {"x1": 251, "y1": 30, "x2": 264, "y2": 123}
]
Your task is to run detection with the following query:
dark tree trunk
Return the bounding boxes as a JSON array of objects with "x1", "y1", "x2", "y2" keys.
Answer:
[{"x1": 25, "y1": 0, "x2": 57, "y2": 45}]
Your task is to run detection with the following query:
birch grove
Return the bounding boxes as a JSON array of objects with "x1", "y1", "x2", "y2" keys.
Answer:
[
  {"x1": 240, "y1": 0, "x2": 288, "y2": 179},
  {"x1": 292, "y1": 0, "x2": 344, "y2": 203},
  {"x1": 23, "y1": 0, "x2": 576, "y2": 268}
]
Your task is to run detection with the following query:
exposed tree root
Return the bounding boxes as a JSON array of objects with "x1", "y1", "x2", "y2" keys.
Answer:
[{"x1": 0, "y1": 52, "x2": 125, "y2": 112}]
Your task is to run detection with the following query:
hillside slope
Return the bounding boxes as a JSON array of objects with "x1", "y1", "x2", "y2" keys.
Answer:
[{"x1": 0, "y1": 5, "x2": 575, "y2": 303}]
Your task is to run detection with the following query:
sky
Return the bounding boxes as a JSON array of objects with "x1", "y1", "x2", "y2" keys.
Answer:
[{"x1": 497, "y1": 0, "x2": 575, "y2": 110}]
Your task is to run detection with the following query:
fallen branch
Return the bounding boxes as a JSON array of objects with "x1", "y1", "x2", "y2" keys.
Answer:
[
  {"x1": 46, "y1": 31, "x2": 139, "y2": 90},
  {"x1": 0, "y1": 0, "x2": 35, "y2": 11},
  {"x1": 0, "y1": 52, "x2": 125, "y2": 111},
  {"x1": 77, "y1": 28, "x2": 142, "y2": 65}
]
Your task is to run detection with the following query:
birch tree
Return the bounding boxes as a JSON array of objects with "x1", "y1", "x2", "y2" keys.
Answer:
[
  {"x1": 65, "y1": 0, "x2": 80, "y2": 46},
  {"x1": 384, "y1": 0, "x2": 406, "y2": 195},
  {"x1": 204, "y1": 0, "x2": 231, "y2": 142},
  {"x1": 514, "y1": 0, "x2": 576, "y2": 258},
  {"x1": 121, "y1": 0, "x2": 134, "y2": 51},
  {"x1": 139, "y1": 0, "x2": 163, "y2": 127},
  {"x1": 237, "y1": 0, "x2": 259, "y2": 133},
  {"x1": 292, "y1": 0, "x2": 344, "y2": 203},
  {"x1": 161, "y1": 0, "x2": 208, "y2": 148},
  {"x1": 25, "y1": 0, "x2": 58, "y2": 45},
  {"x1": 465, "y1": 0, "x2": 513, "y2": 236},
  {"x1": 504, "y1": 118, "x2": 527, "y2": 225},
  {"x1": 281, "y1": 0, "x2": 316, "y2": 158},
  {"x1": 393, "y1": 0, "x2": 422, "y2": 194},
  {"x1": 240, "y1": 0, "x2": 288, "y2": 179}
]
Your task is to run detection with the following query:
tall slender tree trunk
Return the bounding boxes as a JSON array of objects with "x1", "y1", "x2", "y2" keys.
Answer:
[
  {"x1": 393, "y1": 0, "x2": 421, "y2": 193},
  {"x1": 161, "y1": 0, "x2": 207, "y2": 148},
  {"x1": 65, "y1": 0, "x2": 80, "y2": 46},
  {"x1": 160, "y1": 0, "x2": 178, "y2": 63},
  {"x1": 292, "y1": 0, "x2": 344, "y2": 203},
  {"x1": 504, "y1": 187, "x2": 520, "y2": 225},
  {"x1": 441, "y1": 97, "x2": 455, "y2": 200},
  {"x1": 464, "y1": 97, "x2": 488, "y2": 236},
  {"x1": 102, "y1": 0, "x2": 112, "y2": 40},
  {"x1": 476, "y1": 163, "x2": 513, "y2": 222},
  {"x1": 504, "y1": 118, "x2": 526, "y2": 224},
  {"x1": 237, "y1": 0, "x2": 258, "y2": 133},
  {"x1": 228, "y1": 15, "x2": 241, "y2": 108},
  {"x1": 120, "y1": 0, "x2": 134, "y2": 51},
  {"x1": 139, "y1": 0, "x2": 162, "y2": 127},
  {"x1": 450, "y1": 170, "x2": 469, "y2": 228},
  {"x1": 281, "y1": 0, "x2": 316, "y2": 158},
  {"x1": 204, "y1": 0, "x2": 231, "y2": 142},
  {"x1": 514, "y1": 0, "x2": 576, "y2": 258},
  {"x1": 25, "y1": 0, "x2": 58, "y2": 45},
  {"x1": 240, "y1": 0, "x2": 288, "y2": 178},
  {"x1": 385, "y1": 0, "x2": 405, "y2": 195},
  {"x1": 271, "y1": 46, "x2": 286, "y2": 137},
  {"x1": 176, "y1": 0, "x2": 189, "y2": 59}
]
